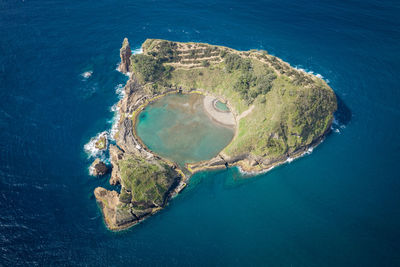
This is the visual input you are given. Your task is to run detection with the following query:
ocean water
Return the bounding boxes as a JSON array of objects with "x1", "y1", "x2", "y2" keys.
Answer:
[
  {"x1": 1, "y1": 0, "x2": 399, "y2": 265},
  {"x1": 136, "y1": 93, "x2": 234, "y2": 167}
]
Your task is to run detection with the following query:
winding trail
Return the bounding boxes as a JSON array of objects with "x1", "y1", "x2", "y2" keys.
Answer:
[{"x1": 237, "y1": 105, "x2": 255, "y2": 121}]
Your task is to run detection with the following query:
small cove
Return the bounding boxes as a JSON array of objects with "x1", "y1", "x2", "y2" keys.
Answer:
[{"x1": 135, "y1": 93, "x2": 235, "y2": 167}]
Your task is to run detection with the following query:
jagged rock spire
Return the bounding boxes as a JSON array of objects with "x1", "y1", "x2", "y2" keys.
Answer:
[{"x1": 118, "y1": 38, "x2": 132, "y2": 73}]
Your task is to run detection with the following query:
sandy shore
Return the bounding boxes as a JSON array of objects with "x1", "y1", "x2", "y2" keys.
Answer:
[{"x1": 203, "y1": 95, "x2": 235, "y2": 127}]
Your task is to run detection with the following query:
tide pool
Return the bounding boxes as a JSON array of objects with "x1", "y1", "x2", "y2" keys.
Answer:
[{"x1": 215, "y1": 100, "x2": 230, "y2": 112}]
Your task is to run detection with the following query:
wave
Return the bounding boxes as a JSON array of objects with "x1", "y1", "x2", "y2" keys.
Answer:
[
  {"x1": 84, "y1": 45, "x2": 143, "y2": 168},
  {"x1": 115, "y1": 83, "x2": 125, "y2": 99},
  {"x1": 132, "y1": 47, "x2": 143, "y2": 55},
  {"x1": 238, "y1": 142, "x2": 320, "y2": 176},
  {"x1": 292, "y1": 65, "x2": 332, "y2": 84},
  {"x1": 81, "y1": 70, "x2": 93, "y2": 79},
  {"x1": 83, "y1": 82, "x2": 125, "y2": 166},
  {"x1": 331, "y1": 117, "x2": 346, "y2": 134},
  {"x1": 83, "y1": 131, "x2": 108, "y2": 159}
]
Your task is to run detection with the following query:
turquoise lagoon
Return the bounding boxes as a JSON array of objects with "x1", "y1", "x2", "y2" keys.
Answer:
[{"x1": 136, "y1": 93, "x2": 235, "y2": 167}]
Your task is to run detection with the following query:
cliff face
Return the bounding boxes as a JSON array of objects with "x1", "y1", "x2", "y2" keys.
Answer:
[{"x1": 118, "y1": 38, "x2": 132, "y2": 73}]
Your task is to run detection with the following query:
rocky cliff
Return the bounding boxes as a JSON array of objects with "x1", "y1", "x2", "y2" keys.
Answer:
[{"x1": 118, "y1": 38, "x2": 132, "y2": 74}]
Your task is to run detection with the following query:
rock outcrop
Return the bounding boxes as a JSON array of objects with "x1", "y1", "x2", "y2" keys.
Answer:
[
  {"x1": 94, "y1": 145, "x2": 182, "y2": 230},
  {"x1": 90, "y1": 158, "x2": 108, "y2": 176},
  {"x1": 118, "y1": 38, "x2": 132, "y2": 74},
  {"x1": 94, "y1": 187, "x2": 138, "y2": 230},
  {"x1": 109, "y1": 144, "x2": 123, "y2": 185}
]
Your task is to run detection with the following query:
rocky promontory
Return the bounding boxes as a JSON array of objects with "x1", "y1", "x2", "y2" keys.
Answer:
[
  {"x1": 93, "y1": 38, "x2": 337, "y2": 230},
  {"x1": 90, "y1": 158, "x2": 108, "y2": 176},
  {"x1": 118, "y1": 38, "x2": 131, "y2": 74}
]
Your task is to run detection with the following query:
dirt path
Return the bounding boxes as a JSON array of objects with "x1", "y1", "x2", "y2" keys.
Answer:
[{"x1": 237, "y1": 105, "x2": 254, "y2": 121}]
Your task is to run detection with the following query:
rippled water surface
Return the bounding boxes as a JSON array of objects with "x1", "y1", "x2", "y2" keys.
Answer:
[{"x1": 1, "y1": 0, "x2": 399, "y2": 265}]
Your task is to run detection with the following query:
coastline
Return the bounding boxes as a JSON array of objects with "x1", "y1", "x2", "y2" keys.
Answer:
[
  {"x1": 92, "y1": 38, "x2": 337, "y2": 231},
  {"x1": 186, "y1": 119, "x2": 331, "y2": 176}
]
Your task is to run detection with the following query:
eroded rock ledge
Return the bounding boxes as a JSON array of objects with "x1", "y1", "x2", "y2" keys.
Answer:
[{"x1": 94, "y1": 38, "x2": 337, "y2": 230}]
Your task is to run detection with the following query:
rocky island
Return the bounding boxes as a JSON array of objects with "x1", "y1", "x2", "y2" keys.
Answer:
[{"x1": 93, "y1": 38, "x2": 337, "y2": 230}]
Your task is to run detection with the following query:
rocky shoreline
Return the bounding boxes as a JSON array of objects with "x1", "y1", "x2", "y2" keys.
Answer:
[
  {"x1": 186, "y1": 122, "x2": 331, "y2": 175},
  {"x1": 92, "y1": 38, "x2": 337, "y2": 231}
]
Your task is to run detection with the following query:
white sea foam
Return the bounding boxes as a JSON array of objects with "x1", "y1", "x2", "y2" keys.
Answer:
[
  {"x1": 331, "y1": 116, "x2": 346, "y2": 134},
  {"x1": 132, "y1": 47, "x2": 143, "y2": 55},
  {"x1": 294, "y1": 66, "x2": 327, "y2": 82},
  {"x1": 81, "y1": 71, "x2": 93, "y2": 79},
  {"x1": 115, "y1": 83, "x2": 125, "y2": 99},
  {"x1": 85, "y1": 45, "x2": 143, "y2": 170},
  {"x1": 238, "y1": 139, "x2": 323, "y2": 177},
  {"x1": 109, "y1": 109, "x2": 120, "y2": 141},
  {"x1": 84, "y1": 131, "x2": 108, "y2": 158}
]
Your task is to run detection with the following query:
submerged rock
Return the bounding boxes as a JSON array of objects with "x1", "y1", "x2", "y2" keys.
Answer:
[{"x1": 90, "y1": 158, "x2": 108, "y2": 176}]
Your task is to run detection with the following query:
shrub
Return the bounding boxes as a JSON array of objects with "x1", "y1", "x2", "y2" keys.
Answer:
[
  {"x1": 224, "y1": 53, "x2": 252, "y2": 72},
  {"x1": 220, "y1": 50, "x2": 227, "y2": 58},
  {"x1": 233, "y1": 68, "x2": 276, "y2": 103},
  {"x1": 154, "y1": 41, "x2": 178, "y2": 62},
  {"x1": 131, "y1": 54, "x2": 173, "y2": 83},
  {"x1": 201, "y1": 60, "x2": 210, "y2": 67},
  {"x1": 224, "y1": 53, "x2": 242, "y2": 72}
]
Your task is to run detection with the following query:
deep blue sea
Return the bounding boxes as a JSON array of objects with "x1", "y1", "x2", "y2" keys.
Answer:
[{"x1": 1, "y1": 0, "x2": 400, "y2": 265}]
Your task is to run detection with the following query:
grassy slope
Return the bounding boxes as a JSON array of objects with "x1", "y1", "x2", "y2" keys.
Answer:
[
  {"x1": 138, "y1": 39, "x2": 337, "y2": 160},
  {"x1": 118, "y1": 154, "x2": 176, "y2": 207}
]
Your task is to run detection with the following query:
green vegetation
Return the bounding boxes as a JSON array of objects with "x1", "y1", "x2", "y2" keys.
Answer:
[
  {"x1": 150, "y1": 40, "x2": 178, "y2": 62},
  {"x1": 130, "y1": 54, "x2": 173, "y2": 83},
  {"x1": 232, "y1": 65, "x2": 276, "y2": 103},
  {"x1": 118, "y1": 155, "x2": 177, "y2": 207},
  {"x1": 138, "y1": 39, "x2": 337, "y2": 161},
  {"x1": 224, "y1": 53, "x2": 251, "y2": 72}
]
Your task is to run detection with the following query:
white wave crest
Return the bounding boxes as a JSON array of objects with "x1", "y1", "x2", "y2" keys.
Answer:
[
  {"x1": 238, "y1": 139, "x2": 324, "y2": 176},
  {"x1": 132, "y1": 47, "x2": 143, "y2": 55},
  {"x1": 81, "y1": 71, "x2": 93, "y2": 79},
  {"x1": 84, "y1": 131, "x2": 108, "y2": 158},
  {"x1": 294, "y1": 66, "x2": 327, "y2": 82},
  {"x1": 115, "y1": 83, "x2": 125, "y2": 99}
]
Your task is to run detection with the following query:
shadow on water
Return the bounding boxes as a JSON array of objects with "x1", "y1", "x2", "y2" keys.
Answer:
[{"x1": 334, "y1": 94, "x2": 352, "y2": 127}]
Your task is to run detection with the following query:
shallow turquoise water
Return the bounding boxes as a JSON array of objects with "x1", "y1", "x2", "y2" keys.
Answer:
[
  {"x1": 136, "y1": 93, "x2": 234, "y2": 167},
  {"x1": 215, "y1": 100, "x2": 230, "y2": 112}
]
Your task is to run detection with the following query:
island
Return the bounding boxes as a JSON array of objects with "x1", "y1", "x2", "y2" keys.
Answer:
[{"x1": 93, "y1": 38, "x2": 337, "y2": 230}]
